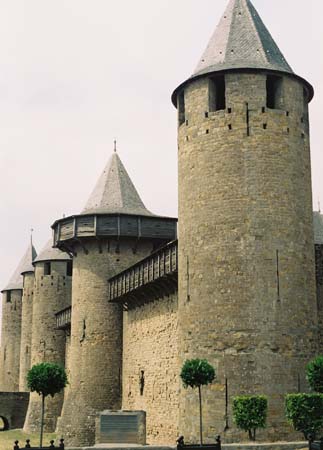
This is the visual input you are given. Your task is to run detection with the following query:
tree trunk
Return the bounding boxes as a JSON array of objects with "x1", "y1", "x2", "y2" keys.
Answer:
[
  {"x1": 40, "y1": 394, "x2": 45, "y2": 448},
  {"x1": 198, "y1": 385, "x2": 203, "y2": 445}
]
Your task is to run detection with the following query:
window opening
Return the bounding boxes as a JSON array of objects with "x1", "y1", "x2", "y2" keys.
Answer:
[
  {"x1": 67, "y1": 261, "x2": 73, "y2": 277},
  {"x1": 44, "y1": 262, "x2": 51, "y2": 276},
  {"x1": 209, "y1": 75, "x2": 226, "y2": 111},
  {"x1": 178, "y1": 91, "x2": 185, "y2": 126},
  {"x1": 6, "y1": 291, "x2": 11, "y2": 303},
  {"x1": 266, "y1": 75, "x2": 283, "y2": 109}
]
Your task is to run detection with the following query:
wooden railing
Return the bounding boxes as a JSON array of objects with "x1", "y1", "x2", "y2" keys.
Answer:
[
  {"x1": 55, "y1": 306, "x2": 71, "y2": 330},
  {"x1": 108, "y1": 240, "x2": 178, "y2": 308}
]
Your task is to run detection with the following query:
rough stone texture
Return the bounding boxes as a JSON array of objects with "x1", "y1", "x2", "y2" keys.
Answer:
[
  {"x1": 0, "y1": 290, "x2": 22, "y2": 391},
  {"x1": 315, "y1": 244, "x2": 323, "y2": 352},
  {"x1": 57, "y1": 238, "x2": 154, "y2": 447},
  {"x1": 177, "y1": 72, "x2": 318, "y2": 443},
  {"x1": 24, "y1": 260, "x2": 72, "y2": 433},
  {"x1": 19, "y1": 272, "x2": 35, "y2": 391},
  {"x1": 122, "y1": 294, "x2": 179, "y2": 445},
  {"x1": 0, "y1": 392, "x2": 30, "y2": 429}
]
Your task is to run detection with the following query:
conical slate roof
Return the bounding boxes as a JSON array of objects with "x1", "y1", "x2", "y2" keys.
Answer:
[
  {"x1": 194, "y1": 0, "x2": 293, "y2": 77},
  {"x1": 2, "y1": 242, "x2": 37, "y2": 292},
  {"x1": 82, "y1": 152, "x2": 154, "y2": 216},
  {"x1": 34, "y1": 239, "x2": 71, "y2": 264},
  {"x1": 313, "y1": 211, "x2": 323, "y2": 245}
]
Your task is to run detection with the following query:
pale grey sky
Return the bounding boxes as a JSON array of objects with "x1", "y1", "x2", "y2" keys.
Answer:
[{"x1": 0, "y1": 0, "x2": 322, "y2": 294}]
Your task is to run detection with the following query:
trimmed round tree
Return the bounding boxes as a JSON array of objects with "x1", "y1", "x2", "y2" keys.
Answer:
[
  {"x1": 285, "y1": 393, "x2": 323, "y2": 439},
  {"x1": 306, "y1": 356, "x2": 323, "y2": 393},
  {"x1": 180, "y1": 359, "x2": 215, "y2": 444},
  {"x1": 232, "y1": 395, "x2": 268, "y2": 441},
  {"x1": 27, "y1": 363, "x2": 68, "y2": 448}
]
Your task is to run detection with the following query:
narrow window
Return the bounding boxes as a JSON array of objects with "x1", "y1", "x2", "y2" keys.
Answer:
[
  {"x1": 178, "y1": 91, "x2": 185, "y2": 126},
  {"x1": 266, "y1": 75, "x2": 283, "y2": 109},
  {"x1": 67, "y1": 261, "x2": 73, "y2": 277},
  {"x1": 209, "y1": 75, "x2": 226, "y2": 111},
  {"x1": 6, "y1": 291, "x2": 11, "y2": 303},
  {"x1": 44, "y1": 262, "x2": 51, "y2": 276}
]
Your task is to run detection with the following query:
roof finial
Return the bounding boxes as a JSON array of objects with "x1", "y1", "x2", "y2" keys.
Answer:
[
  {"x1": 30, "y1": 228, "x2": 34, "y2": 245},
  {"x1": 114, "y1": 139, "x2": 117, "y2": 153},
  {"x1": 318, "y1": 198, "x2": 321, "y2": 213}
]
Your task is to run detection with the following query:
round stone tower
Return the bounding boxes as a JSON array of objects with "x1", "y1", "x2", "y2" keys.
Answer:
[
  {"x1": 24, "y1": 240, "x2": 72, "y2": 433},
  {"x1": 52, "y1": 151, "x2": 177, "y2": 446},
  {"x1": 19, "y1": 242, "x2": 38, "y2": 392},
  {"x1": 0, "y1": 241, "x2": 36, "y2": 392},
  {"x1": 172, "y1": 0, "x2": 318, "y2": 442}
]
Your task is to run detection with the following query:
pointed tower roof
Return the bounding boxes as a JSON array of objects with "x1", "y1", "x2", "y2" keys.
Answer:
[
  {"x1": 34, "y1": 239, "x2": 71, "y2": 264},
  {"x1": 2, "y1": 242, "x2": 37, "y2": 292},
  {"x1": 313, "y1": 211, "x2": 323, "y2": 245},
  {"x1": 172, "y1": 0, "x2": 313, "y2": 104},
  {"x1": 82, "y1": 152, "x2": 154, "y2": 217},
  {"x1": 194, "y1": 0, "x2": 293, "y2": 77}
]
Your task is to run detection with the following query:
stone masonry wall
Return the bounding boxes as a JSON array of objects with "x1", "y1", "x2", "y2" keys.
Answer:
[
  {"x1": 57, "y1": 238, "x2": 154, "y2": 447},
  {"x1": 177, "y1": 72, "x2": 318, "y2": 443},
  {"x1": 19, "y1": 272, "x2": 35, "y2": 391},
  {"x1": 122, "y1": 293, "x2": 179, "y2": 445},
  {"x1": 315, "y1": 244, "x2": 323, "y2": 352},
  {"x1": 0, "y1": 290, "x2": 22, "y2": 391},
  {"x1": 24, "y1": 260, "x2": 72, "y2": 433}
]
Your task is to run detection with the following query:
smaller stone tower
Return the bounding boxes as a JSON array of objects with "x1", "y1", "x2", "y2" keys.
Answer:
[
  {"x1": 52, "y1": 151, "x2": 177, "y2": 446},
  {"x1": 0, "y1": 241, "x2": 36, "y2": 392},
  {"x1": 313, "y1": 211, "x2": 323, "y2": 352},
  {"x1": 19, "y1": 240, "x2": 38, "y2": 392},
  {"x1": 24, "y1": 240, "x2": 72, "y2": 433}
]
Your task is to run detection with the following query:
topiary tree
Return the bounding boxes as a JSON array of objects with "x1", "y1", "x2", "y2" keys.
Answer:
[
  {"x1": 180, "y1": 359, "x2": 215, "y2": 444},
  {"x1": 232, "y1": 395, "x2": 268, "y2": 441},
  {"x1": 306, "y1": 356, "x2": 323, "y2": 393},
  {"x1": 285, "y1": 393, "x2": 323, "y2": 440},
  {"x1": 27, "y1": 362, "x2": 68, "y2": 448}
]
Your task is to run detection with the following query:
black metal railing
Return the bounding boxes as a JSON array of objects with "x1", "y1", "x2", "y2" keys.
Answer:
[
  {"x1": 309, "y1": 437, "x2": 323, "y2": 450},
  {"x1": 14, "y1": 438, "x2": 64, "y2": 449},
  {"x1": 177, "y1": 436, "x2": 221, "y2": 450}
]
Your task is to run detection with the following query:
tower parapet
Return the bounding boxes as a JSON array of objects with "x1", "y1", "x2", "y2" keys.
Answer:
[
  {"x1": 0, "y1": 242, "x2": 36, "y2": 392},
  {"x1": 53, "y1": 152, "x2": 177, "y2": 447},
  {"x1": 23, "y1": 240, "x2": 72, "y2": 433},
  {"x1": 173, "y1": 0, "x2": 317, "y2": 442}
]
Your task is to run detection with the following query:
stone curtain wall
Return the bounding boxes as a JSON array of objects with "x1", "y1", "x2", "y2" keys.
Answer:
[
  {"x1": 0, "y1": 290, "x2": 22, "y2": 391},
  {"x1": 177, "y1": 72, "x2": 318, "y2": 443},
  {"x1": 0, "y1": 392, "x2": 30, "y2": 429},
  {"x1": 19, "y1": 272, "x2": 35, "y2": 391},
  {"x1": 122, "y1": 293, "x2": 179, "y2": 445}
]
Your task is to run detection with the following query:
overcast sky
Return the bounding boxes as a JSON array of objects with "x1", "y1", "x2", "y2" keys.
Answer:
[{"x1": 0, "y1": 0, "x2": 322, "y2": 295}]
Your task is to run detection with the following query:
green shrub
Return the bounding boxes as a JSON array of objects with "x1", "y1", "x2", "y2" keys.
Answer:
[
  {"x1": 180, "y1": 359, "x2": 215, "y2": 444},
  {"x1": 285, "y1": 393, "x2": 323, "y2": 439},
  {"x1": 232, "y1": 395, "x2": 268, "y2": 441},
  {"x1": 307, "y1": 356, "x2": 323, "y2": 393}
]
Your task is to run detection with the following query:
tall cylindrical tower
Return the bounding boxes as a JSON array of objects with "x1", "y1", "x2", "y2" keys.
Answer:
[
  {"x1": 172, "y1": 0, "x2": 318, "y2": 442},
  {"x1": 24, "y1": 240, "x2": 72, "y2": 432},
  {"x1": 0, "y1": 242, "x2": 36, "y2": 392},
  {"x1": 52, "y1": 152, "x2": 177, "y2": 446},
  {"x1": 19, "y1": 248, "x2": 38, "y2": 392}
]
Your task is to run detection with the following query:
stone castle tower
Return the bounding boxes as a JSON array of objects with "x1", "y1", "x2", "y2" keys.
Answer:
[
  {"x1": 0, "y1": 242, "x2": 37, "y2": 392},
  {"x1": 52, "y1": 152, "x2": 177, "y2": 446},
  {"x1": 24, "y1": 240, "x2": 72, "y2": 433},
  {"x1": 0, "y1": 0, "x2": 321, "y2": 446},
  {"x1": 172, "y1": 0, "x2": 318, "y2": 441}
]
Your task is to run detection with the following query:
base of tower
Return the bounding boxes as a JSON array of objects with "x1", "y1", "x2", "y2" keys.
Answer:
[{"x1": 65, "y1": 443, "x2": 307, "y2": 450}]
